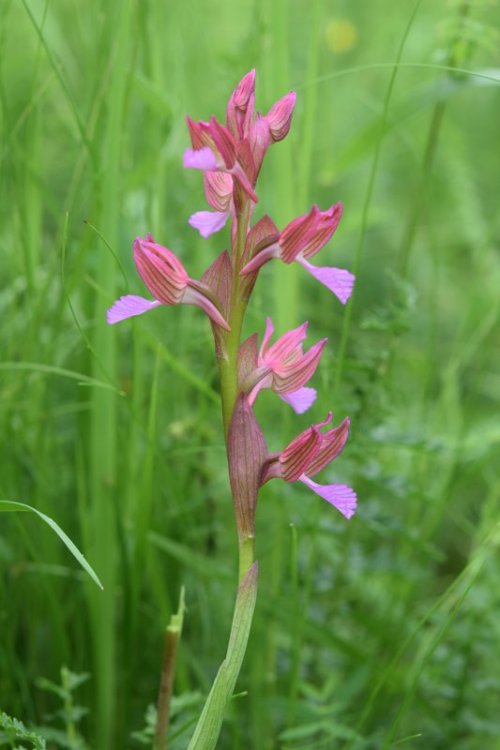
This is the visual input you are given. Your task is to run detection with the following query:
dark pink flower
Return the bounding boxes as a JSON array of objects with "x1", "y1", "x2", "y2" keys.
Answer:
[
  {"x1": 261, "y1": 414, "x2": 356, "y2": 518},
  {"x1": 240, "y1": 203, "x2": 355, "y2": 304},
  {"x1": 245, "y1": 318, "x2": 326, "y2": 414},
  {"x1": 106, "y1": 235, "x2": 229, "y2": 330}
]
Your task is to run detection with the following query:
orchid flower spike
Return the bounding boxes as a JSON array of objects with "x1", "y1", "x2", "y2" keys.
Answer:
[
  {"x1": 240, "y1": 203, "x2": 355, "y2": 304},
  {"x1": 261, "y1": 413, "x2": 356, "y2": 518},
  {"x1": 184, "y1": 71, "x2": 297, "y2": 238},
  {"x1": 106, "y1": 234, "x2": 229, "y2": 330},
  {"x1": 243, "y1": 317, "x2": 327, "y2": 414}
]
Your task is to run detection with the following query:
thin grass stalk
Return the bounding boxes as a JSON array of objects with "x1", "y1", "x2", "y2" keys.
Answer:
[
  {"x1": 88, "y1": 2, "x2": 132, "y2": 746},
  {"x1": 400, "y1": 1, "x2": 471, "y2": 280},
  {"x1": 285, "y1": 0, "x2": 321, "y2": 725},
  {"x1": 262, "y1": 0, "x2": 297, "y2": 332},
  {"x1": 258, "y1": 5, "x2": 297, "y2": 742},
  {"x1": 333, "y1": 0, "x2": 424, "y2": 401}
]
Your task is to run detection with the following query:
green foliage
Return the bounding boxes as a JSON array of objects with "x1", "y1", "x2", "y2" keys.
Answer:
[
  {"x1": 0, "y1": 502, "x2": 102, "y2": 590},
  {"x1": 1, "y1": 0, "x2": 499, "y2": 748},
  {"x1": 0, "y1": 713, "x2": 46, "y2": 750},
  {"x1": 33, "y1": 668, "x2": 89, "y2": 750}
]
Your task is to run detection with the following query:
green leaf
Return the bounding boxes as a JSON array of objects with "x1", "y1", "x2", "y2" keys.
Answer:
[
  {"x1": 187, "y1": 562, "x2": 258, "y2": 750},
  {"x1": 0, "y1": 712, "x2": 46, "y2": 749},
  {"x1": 0, "y1": 500, "x2": 103, "y2": 590}
]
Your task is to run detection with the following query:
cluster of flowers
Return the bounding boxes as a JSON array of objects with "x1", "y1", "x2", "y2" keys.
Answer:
[{"x1": 107, "y1": 70, "x2": 356, "y2": 534}]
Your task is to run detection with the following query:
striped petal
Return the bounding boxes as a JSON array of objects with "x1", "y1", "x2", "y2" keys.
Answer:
[
  {"x1": 107, "y1": 295, "x2": 161, "y2": 324},
  {"x1": 188, "y1": 210, "x2": 230, "y2": 238},
  {"x1": 298, "y1": 258, "x2": 355, "y2": 304},
  {"x1": 300, "y1": 475, "x2": 357, "y2": 519},
  {"x1": 279, "y1": 387, "x2": 317, "y2": 414}
]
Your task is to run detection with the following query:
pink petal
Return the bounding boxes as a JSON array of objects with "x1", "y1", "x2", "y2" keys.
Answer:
[
  {"x1": 188, "y1": 210, "x2": 230, "y2": 238},
  {"x1": 266, "y1": 91, "x2": 297, "y2": 142},
  {"x1": 279, "y1": 387, "x2": 317, "y2": 414},
  {"x1": 306, "y1": 417, "x2": 351, "y2": 477},
  {"x1": 240, "y1": 243, "x2": 280, "y2": 275},
  {"x1": 298, "y1": 258, "x2": 355, "y2": 304},
  {"x1": 183, "y1": 147, "x2": 218, "y2": 171},
  {"x1": 230, "y1": 162, "x2": 258, "y2": 203},
  {"x1": 263, "y1": 321, "x2": 308, "y2": 364},
  {"x1": 106, "y1": 295, "x2": 161, "y2": 324},
  {"x1": 204, "y1": 171, "x2": 233, "y2": 211},
  {"x1": 260, "y1": 317, "x2": 275, "y2": 354},
  {"x1": 230, "y1": 69, "x2": 255, "y2": 109},
  {"x1": 227, "y1": 395, "x2": 268, "y2": 540},
  {"x1": 280, "y1": 423, "x2": 324, "y2": 482},
  {"x1": 300, "y1": 475, "x2": 357, "y2": 519},
  {"x1": 183, "y1": 285, "x2": 230, "y2": 331}
]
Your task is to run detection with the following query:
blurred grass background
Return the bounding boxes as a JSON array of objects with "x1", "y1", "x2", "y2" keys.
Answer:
[{"x1": 1, "y1": 0, "x2": 500, "y2": 748}]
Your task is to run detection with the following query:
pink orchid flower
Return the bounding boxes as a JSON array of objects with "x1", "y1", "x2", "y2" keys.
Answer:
[
  {"x1": 240, "y1": 203, "x2": 355, "y2": 304},
  {"x1": 106, "y1": 235, "x2": 229, "y2": 330},
  {"x1": 261, "y1": 413, "x2": 356, "y2": 518},
  {"x1": 246, "y1": 317, "x2": 327, "y2": 413}
]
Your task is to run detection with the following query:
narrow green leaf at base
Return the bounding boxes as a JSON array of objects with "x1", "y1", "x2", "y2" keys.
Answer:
[
  {"x1": 187, "y1": 562, "x2": 258, "y2": 750},
  {"x1": 0, "y1": 500, "x2": 103, "y2": 590}
]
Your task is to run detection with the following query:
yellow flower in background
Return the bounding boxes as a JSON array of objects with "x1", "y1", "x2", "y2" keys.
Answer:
[{"x1": 325, "y1": 18, "x2": 358, "y2": 54}]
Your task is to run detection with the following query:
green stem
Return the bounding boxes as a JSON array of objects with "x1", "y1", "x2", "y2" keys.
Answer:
[
  {"x1": 238, "y1": 535, "x2": 255, "y2": 583},
  {"x1": 188, "y1": 200, "x2": 258, "y2": 748},
  {"x1": 333, "y1": 0, "x2": 423, "y2": 400},
  {"x1": 187, "y1": 560, "x2": 258, "y2": 750},
  {"x1": 61, "y1": 667, "x2": 77, "y2": 746},
  {"x1": 153, "y1": 588, "x2": 185, "y2": 750}
]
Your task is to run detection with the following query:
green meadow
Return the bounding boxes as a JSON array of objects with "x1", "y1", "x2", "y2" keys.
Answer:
[{"x1": 1, "y1": 0, "x2": 500, "y2": 748}]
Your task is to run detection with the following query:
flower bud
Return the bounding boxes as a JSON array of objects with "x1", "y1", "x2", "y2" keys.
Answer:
[
  {"x1": 226, "y1": 69, "x2": 256, "y2": 140},
  {"x1": 266, "y1": 91, "x2": 296, "y2": 142},
  {"x1": 133, "y1": 236, "x2": 188, "y2": 305}
]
